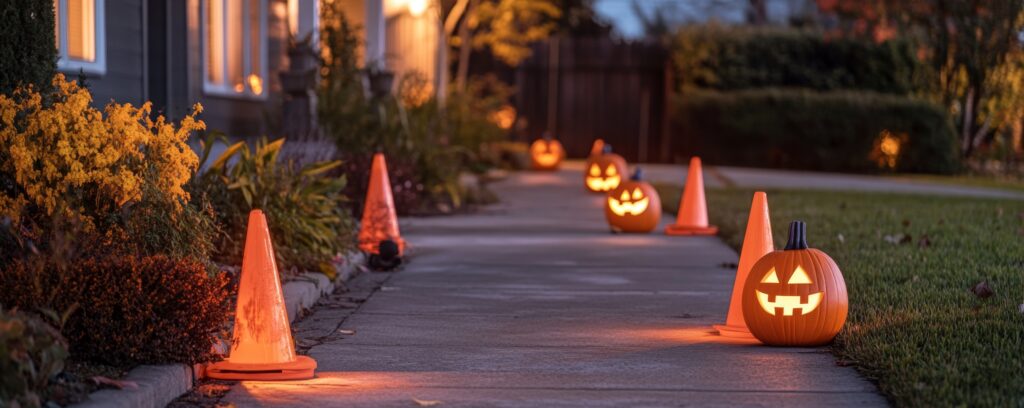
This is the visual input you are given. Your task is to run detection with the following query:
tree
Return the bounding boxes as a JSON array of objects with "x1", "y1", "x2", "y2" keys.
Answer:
[
  {"x1": 822, "y1": 0, "x2": 1024, "y2": 157},
  {"x1": 446, "y1": 0, "x2": 561, "y2": 90},
  {"x1": 556, "y1": 0, "x2": 612, "y2": 38}
]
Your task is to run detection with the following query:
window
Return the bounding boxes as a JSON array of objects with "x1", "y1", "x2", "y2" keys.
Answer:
[
  {"x1": 54, "y1": 0, "x2": 106, "y2": 74},
  {"x1": 287, "y1": 0, "x2": 318, "y2": 45},
  {"x1": 203, "y1": 0, "x2": 267, "y2": 98}
]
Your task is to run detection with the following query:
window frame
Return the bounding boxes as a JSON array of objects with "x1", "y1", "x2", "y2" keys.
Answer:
[
  {"x1": 55, "y1": 0, "x2": 107, "y2": 76},
  {"x1": 200, "y1": 0, "x2": 269, "y2": 100},
  {"x1": 288, "y1": 0, "x2": 318, "y2": 46}
]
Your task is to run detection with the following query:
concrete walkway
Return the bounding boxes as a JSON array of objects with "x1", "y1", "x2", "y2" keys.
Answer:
[
  {"x1": 597, "y1": 162, "x2": 1024, "y2": 200},
  {"x1": 223, "y1": 169, "x2": 886, "y2": 407}
]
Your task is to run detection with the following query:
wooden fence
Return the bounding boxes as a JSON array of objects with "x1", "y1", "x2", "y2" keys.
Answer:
[{"x1": 513, "y1": 37, "x2": 673, "y2": 163}]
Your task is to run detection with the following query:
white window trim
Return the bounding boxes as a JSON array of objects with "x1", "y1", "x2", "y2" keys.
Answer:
[
  {"x1": 288, "y1": 0, "x2": 319, "y2": 46},
  {"x1": 55, "y1": 0, "x2": 107, "y2": 76},
  {"x1": 200, "y1": 0, "x2": 269, "y2": 100}
]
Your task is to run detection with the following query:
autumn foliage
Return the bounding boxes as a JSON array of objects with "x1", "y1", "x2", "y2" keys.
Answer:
[
  {"x1": 0, "y1": 255, "x2": 229, "y2": 366},
  {"x1": 0, "y1": 74, "x2": 204, "y2": 229}
]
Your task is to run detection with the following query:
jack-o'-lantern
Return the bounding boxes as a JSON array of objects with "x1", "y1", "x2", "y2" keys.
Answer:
[
  {"x1": 530, "y1": 136, "x2": 565, "y2": 170},
  {"x1": 584, "y1": 145, "x2": 628, "y2": 192},
  {"x1": 741, "y1": 221, "x2": 848, "y2": 346},
  {"x1": 605, "y1": 168, "x2": 661, "y2": 233}
]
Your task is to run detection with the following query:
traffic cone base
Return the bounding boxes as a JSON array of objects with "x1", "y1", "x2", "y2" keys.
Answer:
[
  {"x1": 359, "y1": 238, "x2": 406, "y2": 254},
  {"x1": 665, "y1": 157, "x2": 717, "y2": 236},
  {"x1": 712, "y1": 323, "x2": 755, "y2": 339},
  {"x1": 665, "y1": 224, "x2": 718, "y2": 236},
  {"x1": 207, "y1": 355, "x2": 316, "y2": 381}
]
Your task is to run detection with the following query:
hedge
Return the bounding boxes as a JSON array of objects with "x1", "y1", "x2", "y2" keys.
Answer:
[
  {"x1": 673, "y1": 89, "x2": 959, "y2": 174},
  {"x1": 672, "y1": 26, "x2": 923, "y2": 95},
  {"x1": 0, "y1": 0, "x2": 57, "y2": 95}
]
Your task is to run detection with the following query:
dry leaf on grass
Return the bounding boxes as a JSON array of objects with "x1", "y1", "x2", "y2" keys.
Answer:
[
  {"x1": 883, "y1": 233, "x2": 912, "y2": 245},
  {"x1": 970, "y1": 280, "x2": 994, "y2": 299}
]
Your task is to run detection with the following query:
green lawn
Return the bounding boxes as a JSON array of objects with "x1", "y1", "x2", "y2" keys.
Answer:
[{"x1": 656, "y1": 185, "x2": 1024, "y2": 407}]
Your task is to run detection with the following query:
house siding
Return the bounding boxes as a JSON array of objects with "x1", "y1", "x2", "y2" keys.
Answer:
[
  {"x1": 182, "y1": 0, "x2": 289, "y2": 138},
  {"x1": 70, "y1": 0, "x2": 291, "y2": 140},
  {"x1": 66, "y1": 0, "x2": 146, "y2": 107}
]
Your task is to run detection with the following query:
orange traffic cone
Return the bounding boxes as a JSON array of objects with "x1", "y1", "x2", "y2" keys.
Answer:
[
  {"x1": 714, "y1": 192, "x2": 773, "y2": 338},
  {"x1": 358, "y1": 153, "x2": 406, "y2": 255},
  {"x1": 665, "y1": 157, "x2": 718, "y2": 235},
  {"x1": 589, "y1": 139, "x2": 606, "y2": 156},
  {"x1": 207, "y1": 210, "x2": 317, "y2": 380}
]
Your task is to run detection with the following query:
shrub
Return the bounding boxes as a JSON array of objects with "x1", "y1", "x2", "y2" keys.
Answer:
[
  {"x1": 0, "y1": 74, "x2": 210, "y2": 263},
  {"x1": 672, "y1": 26, "x2": 925, "y2": 94},
  {"x1": 191, "y1": 137, "x2": 356, "y2": 274},
  {"x1": 0, "y1": 255, "x2": 229, "y2": 367},
  {"x1": 445, "y1": 76, "x2": 515, "y2": 173},
  {"x1": 318, "y1": 4, "x2": 506, "y2": 215},
  {"x1": 0, "y1": 0, "x2": 57, "y2": 95},
  {"x1": 0, "y1": 308, "x2": 68, "y2": 408},
  {"x1": 672, "y1": 89, "x2": 959, "y2": 174}
]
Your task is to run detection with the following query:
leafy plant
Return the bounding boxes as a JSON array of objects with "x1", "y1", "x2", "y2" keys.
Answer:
[
  {"x1": 671, "y1": 26, "x2": 925, "y2": 95},
  {"x1": 319, "y1": 6, "x2": 507, "y2": 215},
  {"x1": 0, "y1": 307, "x2": 68, "y2": 408},
  {"x1": 0, "y1": 255, "x2": 229, "y2": 367},
  {"x1": 0, "y1": 74, "x2": 210, "y2": 265},
  {"x1": 674, "y1": 88, "x2": 958, "y2": 174},
  {"x1": 191, "y1": 136, "x2": 355, "y2": 274}
]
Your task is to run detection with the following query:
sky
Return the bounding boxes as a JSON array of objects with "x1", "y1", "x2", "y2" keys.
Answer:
[{"x1": 593, "y1": 0, "x2": 807, "y2": 38}]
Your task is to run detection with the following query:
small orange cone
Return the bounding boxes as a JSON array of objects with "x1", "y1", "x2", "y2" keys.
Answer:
[
  {"x1": 665, "y1": 157, "x2": 718, "y2": 235},
  {"x1": 714, "y1": 192, "x2": 773, "y2": 338},
  {"x1": 358, "y1": 153, "x2": 406, "y2": 255},
  {"x1": 589, "y1": 139, "x2": 606, "y2": 156},
  {"x1": 207, "y1": 210, "x2": 317, "y2": 380}
]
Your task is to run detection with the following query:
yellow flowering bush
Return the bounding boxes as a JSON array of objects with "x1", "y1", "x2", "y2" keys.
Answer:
[{"x1": 0, "y1": 74, "x2": 204, "y2": 229}]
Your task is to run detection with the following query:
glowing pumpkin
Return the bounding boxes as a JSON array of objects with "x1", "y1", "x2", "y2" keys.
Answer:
[
  {"x1": 530, "y1": 137, "x2": 565, "y2": 170},
  {"x1": 584, "y1": 145, "x2": 628, "y2": 192},
  {"x1": 605, "y1": 169, "x2": 661, "y2": 233},
  {"x1": 741, "y1": 221, "x2": 848, "y2": 346}
]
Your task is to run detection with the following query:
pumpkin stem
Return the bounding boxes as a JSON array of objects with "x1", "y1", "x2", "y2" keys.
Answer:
[
  {"x1": 631, "y1": 168, "x2": 644, "y2": 181},
  {"x1": 602, "y1": 144, "x2": 613, "y2": 154},
  {"x1": 784, "y1": 221, "x2": 809, "y2": 250},
  {"x1": 543, "y1": 131, "x2": 553, "y2": 141}
]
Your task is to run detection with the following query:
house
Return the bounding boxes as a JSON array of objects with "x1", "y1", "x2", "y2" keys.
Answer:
[{"x1": 53, "y1": 0, "x2": 444, "y2": 138}]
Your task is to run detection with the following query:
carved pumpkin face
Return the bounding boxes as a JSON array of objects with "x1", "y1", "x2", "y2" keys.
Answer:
[
  {"x1": 605, "y1": 174, "x2": 661, "y2": 233},
  {"x1": 741, "y1": 221, "x2": 848, "y2": 346},
  {"x1": 584, "y1": 149, "x2": 628, "y2": 192},
  {"x1": 530, "y1": 139, "x2": 565, "y2": 170},
  {"x1": 609, "y1": 187, "x2": 649, "y2": 216}
]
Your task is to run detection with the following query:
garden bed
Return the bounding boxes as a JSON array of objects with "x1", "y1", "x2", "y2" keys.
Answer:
[
  {"x1": 71, "y1": 251, "x2": 365, "y2": 408},
  {"x1": 657, "y1": 184, "x2": 1024, "y2": 406}
]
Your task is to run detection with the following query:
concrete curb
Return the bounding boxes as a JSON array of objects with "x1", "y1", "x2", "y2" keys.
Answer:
[
  {"x1": 73, "y1": 365, "x2": 194, "y2": 408},
  {"x1": 70, "y1": 251, "x2": 366, "y2": 408}
]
